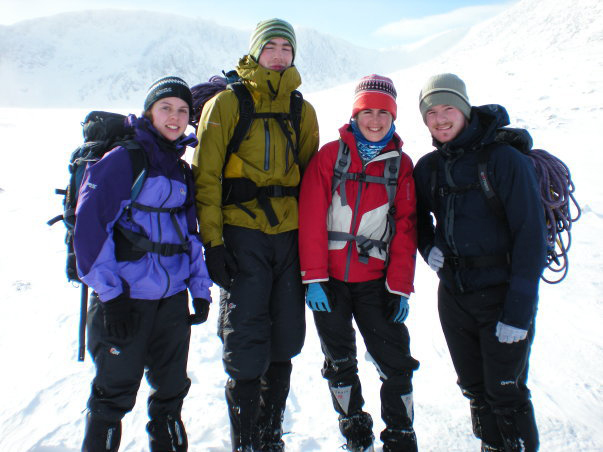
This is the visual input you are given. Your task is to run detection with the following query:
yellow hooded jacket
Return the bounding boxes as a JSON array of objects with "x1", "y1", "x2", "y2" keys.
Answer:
[{"x1": 192, "y1": 56, "x2": 320, "y2": 247}]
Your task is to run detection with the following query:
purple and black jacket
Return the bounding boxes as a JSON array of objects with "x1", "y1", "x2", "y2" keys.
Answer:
[{"x1": 74, "y1": 115, "x2": 211, "y2": 303}]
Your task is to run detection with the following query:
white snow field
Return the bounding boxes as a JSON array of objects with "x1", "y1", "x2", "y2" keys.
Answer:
[{"x1": 0, "y1": 0, "x2": 601, "y2": 450}]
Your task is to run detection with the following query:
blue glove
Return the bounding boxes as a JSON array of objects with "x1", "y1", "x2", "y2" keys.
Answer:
[
  {"x1": 427, "y1": 246, "x2": 444, "y2": 272},
  {"x1": 495, "y1": 321, "x2": 528, "y2": 343},
  {"x1": 387, "y1": 295, "x2": 410, "y2": 323},
  {"x1": 306, "y1": 282, "x2": 332, "y2": 312}
]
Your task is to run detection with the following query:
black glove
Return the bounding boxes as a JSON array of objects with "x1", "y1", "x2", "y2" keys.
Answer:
[
  {"x1": 100, "y1": 295, "x2": 138, "y2": 340},
  {"x1": 189, "y1": 298, "x2": 210, "y2": 325},
  {"x1": 204, "y1": 244, "x2": 237, "y2": 290}
]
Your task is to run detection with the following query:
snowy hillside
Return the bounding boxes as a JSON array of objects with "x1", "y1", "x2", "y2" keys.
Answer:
[
  {"x1": 0, "y1": 9, "x2": 442, "y2": 108},
  {"x1": 0, "y1": 0, "x2": 602, "y2": 450}
]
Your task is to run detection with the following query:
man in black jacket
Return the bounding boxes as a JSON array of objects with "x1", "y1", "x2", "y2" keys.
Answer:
[{"x1": 413, "y1": 73, "x2": 546, "y2": 452}]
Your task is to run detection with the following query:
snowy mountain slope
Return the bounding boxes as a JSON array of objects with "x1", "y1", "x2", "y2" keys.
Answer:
[
  {"x1": 0, "y1": 0, "x2": 602, "y2": 450},
  {"x1": 0, "y1": 9, "x2": 444, "y2": 108}
]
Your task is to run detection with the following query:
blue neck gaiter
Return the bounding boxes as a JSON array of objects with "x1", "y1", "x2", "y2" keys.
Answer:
[{"x1": 350, "y1": 120, "x2": 396, "y2": 162}]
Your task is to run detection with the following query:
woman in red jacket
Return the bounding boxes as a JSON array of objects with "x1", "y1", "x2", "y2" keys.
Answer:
[{"x1": 299, "y1": 75, "x2": 419, "y2": 452}]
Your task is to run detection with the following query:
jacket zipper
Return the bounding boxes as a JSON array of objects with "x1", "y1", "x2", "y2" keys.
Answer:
[
  {"x1": 263, "y1": 120, "x2": 270, "y2": 171},
  {"x1": 158, "y1": 179, "x2": 173, "y2": 299},
  {"x1": 442, "y1": 154, "x2": 465, "y2": 292}
]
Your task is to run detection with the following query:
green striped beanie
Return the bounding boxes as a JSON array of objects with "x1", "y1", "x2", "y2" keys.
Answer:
[{"x1": 249, "y1": 18, "x2": 296, "y2": 62}]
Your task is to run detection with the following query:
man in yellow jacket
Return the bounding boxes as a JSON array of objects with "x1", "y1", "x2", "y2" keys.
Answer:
[{"x1": 193, "y1": 18, "x2": 319, "y2": 452}]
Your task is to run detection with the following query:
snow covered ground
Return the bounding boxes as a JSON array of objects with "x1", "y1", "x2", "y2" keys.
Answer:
[{"x1": 0, "y1": 0, "x2": 602, "y2": 450}]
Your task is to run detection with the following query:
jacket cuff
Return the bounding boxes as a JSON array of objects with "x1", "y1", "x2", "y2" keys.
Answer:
[
  {"x1": 385, "y1": 279, "x2": 414, "y2": 297},
  {"x1": 502, "y1": 290, "x2": 538, "y2": 330},
  {"x1": 301, "y1": 268, "x2": 328, "y2": 284}
]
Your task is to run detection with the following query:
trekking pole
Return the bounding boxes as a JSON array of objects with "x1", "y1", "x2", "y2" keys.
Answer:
[{"x1": 78, "y1": 284, "x2": 89, "y2": 362}]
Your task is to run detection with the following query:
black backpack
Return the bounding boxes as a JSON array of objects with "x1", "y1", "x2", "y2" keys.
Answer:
[
  {"x1": 48, "y1": 111, "x2": 148, "y2": 281},
  {"x1": 428, "y1": 127, "x2": 581, "y2": 283},
  {"x1": 48, "y1": 111, "x2": 148, "y2": 360}
]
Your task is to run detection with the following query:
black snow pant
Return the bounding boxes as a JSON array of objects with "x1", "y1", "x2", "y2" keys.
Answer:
[
  {"x1": 313, "y1": 278, "x2": 420, "y2": 451},
  {"x1": 220, "y1": 225, "x2": 306, "y2": 451},
  {"x1": 438, "y1": 282, "x2": 539, "y2": 452},
  {"x1": 83, "y1": 290, "x2": 191, "y2": 452}
]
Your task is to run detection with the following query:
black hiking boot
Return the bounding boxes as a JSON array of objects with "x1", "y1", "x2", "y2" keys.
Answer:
[
  {"x1": 496, "y1": 402, "x2": 539, "y2": 452},
  {"x1": 82, "y1": 413, "x2": 122, "y2": 452},
  {"x1": 381, "y1": 427, "x2": 417, "y2": 452},
  {"x1": 146, "y1": 415, "x2": 188, "y2": 451},
  {"x1": 340, "y1": 411, "x2": 375, "y2": 452},
  {"x1": 465, "y1": 391, "x2": 505, "y2": 450},
  {"x1": 258, "y1": 361, "x2": 291, "y2": 452},
  {"x1": 226, "y1": 377, "x2": 262, "y2": 451}
]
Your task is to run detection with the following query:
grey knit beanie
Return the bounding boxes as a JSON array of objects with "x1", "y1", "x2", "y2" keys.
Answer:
[
  {"x1": 249, "y1": 18, "x2": 296, "y2": 63},
  {"x1": 419, "y1": 73, "x2": 471, "y2": 123}
]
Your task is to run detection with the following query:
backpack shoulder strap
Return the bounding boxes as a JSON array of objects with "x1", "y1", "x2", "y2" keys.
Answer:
[
  {"x1": 331, "y1": 139, "x2": 352, "y2": 206},
  {"x1": 120, "y1": 140, "x2": 148, "y2": 201},
  {"x1": 428, "y1": 150, "x2": 439, "y2": 202},
  {"x1": 384, "y1": 151, "x2": 401, "y2": 207},
  {"x1": 289, "y1": 90, "x2": 303, "y2": 151},
  {"x1": 477, "y1": 145, "x2": 506, "y2": 220},
  {"x1": 227, "y1": 81, "x2": 255, "y2": 158}
]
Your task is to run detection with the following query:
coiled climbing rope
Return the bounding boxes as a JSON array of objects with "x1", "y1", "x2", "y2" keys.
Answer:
[{"x1": 529, "y1": 149, "x2": 581, "y2": 283}]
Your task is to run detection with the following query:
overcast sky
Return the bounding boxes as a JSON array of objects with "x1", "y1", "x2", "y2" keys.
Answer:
[{"x1": 1, "y1": 0, "x2": 517, "y2": 48}]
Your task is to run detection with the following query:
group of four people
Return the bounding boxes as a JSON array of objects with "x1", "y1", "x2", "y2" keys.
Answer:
[{"x1": 74, "y1": 17, "x2": 545, "y2": 452}]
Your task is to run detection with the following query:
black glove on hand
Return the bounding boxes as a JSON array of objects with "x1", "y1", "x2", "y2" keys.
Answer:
[
  {"x1": 204, "y1": 244, "x2": 237, "y2": 290},
  {"x1": 189, "y1": 298, "x2": 210, "y2": 325},
  {"x1": 101, "y1": 296, "x2": 138, "y2": 340}
]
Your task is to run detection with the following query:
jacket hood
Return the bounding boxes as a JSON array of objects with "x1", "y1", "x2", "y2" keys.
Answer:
[{"x1": 236, "y1": 55, "x2": 301, "y2": 100}]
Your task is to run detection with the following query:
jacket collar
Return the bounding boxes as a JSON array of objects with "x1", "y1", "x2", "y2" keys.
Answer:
[
  {"x1": 236, "y1": 55, "x2": 302, "y2": 101},
  {"x1": 127, "y1": 115, "x2": 197, "y2": 169}
]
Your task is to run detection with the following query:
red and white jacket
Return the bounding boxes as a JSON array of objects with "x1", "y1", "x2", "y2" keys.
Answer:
[{"x1": 299, "y1": 124, "x2": 417, "y2": 296}]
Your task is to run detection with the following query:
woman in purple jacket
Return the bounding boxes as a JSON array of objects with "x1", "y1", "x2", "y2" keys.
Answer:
[{"x1": 74, "y1": 76, "x2": 212, "y2": 452}]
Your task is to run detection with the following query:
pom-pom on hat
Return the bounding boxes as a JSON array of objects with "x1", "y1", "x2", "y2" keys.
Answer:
[
  {"x1": 352, "y1": 74, "x2": 398, "y2": 120},
  {"x1": 419, "y1": 73, "x2": 471, "y2": 123},
  {"x1": 144, "y1": 76, "x2": 194, "y2": 118},
  {"x1": 249, "y1": 18, "x2": 297, "y2": 63}
]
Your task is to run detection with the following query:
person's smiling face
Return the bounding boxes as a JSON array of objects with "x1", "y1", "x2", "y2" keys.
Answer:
[
  {"x1": 356, "y1": 108, "x2": 393, "y2": 142},
  {"x1": 425, "y1": 104, "x2": 467, "y2": 143},
  {"x1": 149, "y1": 97, "x2": 190, "y2": 141}
]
